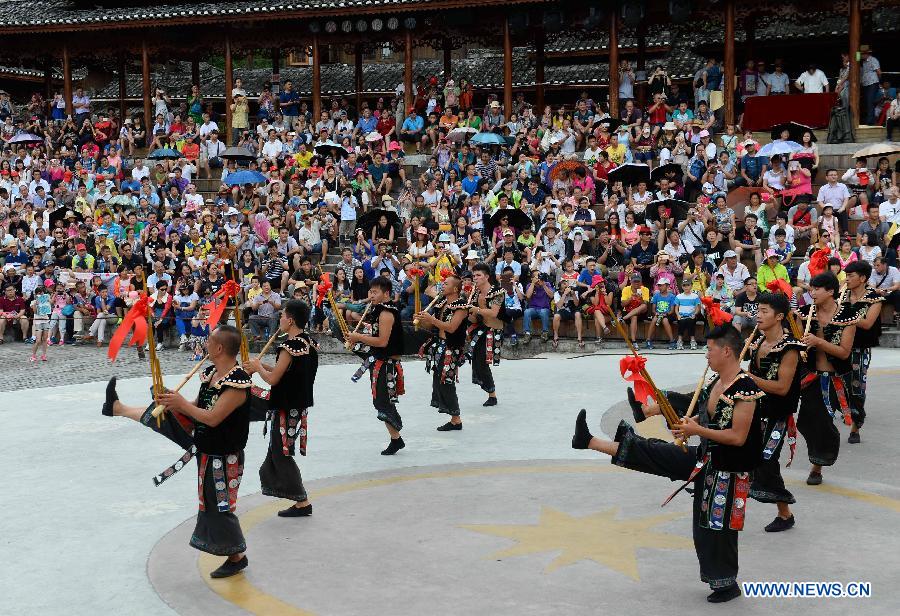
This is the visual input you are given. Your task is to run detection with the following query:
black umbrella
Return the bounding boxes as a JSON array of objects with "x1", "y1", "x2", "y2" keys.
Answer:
[
  {"x1": 485, "y1": 207, "x2": 534, "y2": 239},
  {"x1": 593, "y1": 117, "x2": 625, "y2": 133},
  {"x1": 314, "y1": 141, "x2": 349, "y2": 158},
  {"x1": 646, "y1": 199, "x2": 690, "y2": 223},
  {"x1": 607, "y1": 163, "x2": 651, "y2": 188},
  {"x1": 651, "y1": 162, "x2": 684, "y2": 185},
  {"x1": 221, "y1": 146, "x2": 256, "y2": 163},
  {"x1": 770, "y1": 121, "x2": 816, "y2": 143},
  {"x1": 49, "y1": 206, "x2": 83, "y2": 228},
  {"x1": 355, "y1": 208, "x2": 400, "y2": 235}
]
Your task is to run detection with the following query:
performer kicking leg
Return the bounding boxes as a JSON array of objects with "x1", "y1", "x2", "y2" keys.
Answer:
[
  {"x1": 843, "y1": 261, "x2": 884, "y2": 444},
  {"x1": 416, "y1": 275, "x2": 469, "y2": 431},
  {"x1": 467, "y1": 263, "x2": 504, "y2": 407},
  {"x1": 572, "y1": 325, "x2": 764, "y2": 603},
  {"x1": 745, "y1": 292, "x2": 804, "y2": 532},
  {"x1": 246, "y1": 300, "x2": 318, "y2": 517},
  {"x1": 102, "y1": 325, "x2": 253, "y2": 578},
  {"x1": 346, "y1": 277, "x2": 406, "y2": 455},
  {"x1": 797, "y1": 274, "x2": 857, "y2": 485}
]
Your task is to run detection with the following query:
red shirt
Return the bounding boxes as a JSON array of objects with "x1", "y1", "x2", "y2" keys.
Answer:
[
  {"x1": 0, "y1": 295, "x2": 25, "y2": 314},
  {"x1": 648, "y1": 105, "x2": 667, "y2": 124},
  {"x1": 377, "y1": 117, "x2": 396, "y2": 137}
]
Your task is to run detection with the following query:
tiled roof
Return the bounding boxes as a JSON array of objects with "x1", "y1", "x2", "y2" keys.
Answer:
[
  {"x1": 0, "y1": 1, "x2": 470, "y2": 29},
  {"x1": 0, "y1": 64, "x2": 87, "y2": 80}
]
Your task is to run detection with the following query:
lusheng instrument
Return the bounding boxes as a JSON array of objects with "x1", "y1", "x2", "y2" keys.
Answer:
[
  {"x1": 673, "y1": 364, "x2": 710, "y2": 449},
  {"x1": 347, "y1": 303, "x2": 373, "y2": 351},
  {"x1": 327, "y1": 288, "x2": 351, "y2": 341},
  {"x1": 801, "y1": 304, "x2": 816, "y2": 361},
  {"x1": 413, "y1": 294, "x2": 444, "y2": 328}
]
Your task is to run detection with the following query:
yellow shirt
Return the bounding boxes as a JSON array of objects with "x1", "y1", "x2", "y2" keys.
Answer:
[
  {"x1": 606, "y1": 144, "x2": 626, "y2": 165},
  {"x1": 293, "y1": 151, "x2": 313, "y2": 169}
]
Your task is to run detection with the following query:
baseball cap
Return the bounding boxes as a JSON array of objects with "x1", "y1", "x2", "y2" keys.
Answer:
[
  {"x1": 631, "y1": 273, "x2": 643, "y2": 282},
  {"x1": 765, "y1": 248, "x2": 779, "y2": 259},
  {"x1": 75, "y1": 243, "x2": 86, "y2": 250},
  {"x1": 723, "y1": 249, "x2": 738, "y2": 258}
]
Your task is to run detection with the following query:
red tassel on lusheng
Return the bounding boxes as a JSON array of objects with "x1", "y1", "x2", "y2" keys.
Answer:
[
  {"x1": 316, "y1": 273, "x2": 332, "y2": 307},
  {"x1": 808, "y1": 248, "x2": 832, "y2": 278},
  {"x1": 204, "y1": 280, "x2": 241, "y2": 329},
  {"x1": 620, "y1": 355, "x2": 655, "y2": 405},
  {"x1": 439, "y1": 268, "x2": 454, "y2": 281},
  {"x1": 766, "y1": 278, "x2": 794, "y2": 299},
  {"x1": 108, "y1": 295, "x2": 150, "y2": 361}
]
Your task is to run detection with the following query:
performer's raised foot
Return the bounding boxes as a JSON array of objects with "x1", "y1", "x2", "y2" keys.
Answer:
[
  {"x1": 626, "y1": 387, "x2": 646, "y2": 422},
  {"x1": 102, "y1": 377, "x2": 119, "y2": 417},
  {"x1": 437, "y1": 421, "x2": 462, "y2": 431},
  {"x1": 806, "y1": 469, "x2": 823, "y2": 485},
  {"x1": 707, "y1": 583, "x2": 741, "y2": 603},
  {"x1": 482, "y1": 395, "x2": 497, "y2": 407},
  {"x1": 278, "y1": 502, "x2": 312, "y2": 517},
  {"x1": 381, "y1": 436, "x2": 405, "y2": 455},
  {"x1": 848, "y1": 430, "x2": 860, "y2": 444},
  {"x1": 209, "y1": 555, "x2": 248, "y2": 579},
  {"x1": 572, "y1": 409, "x2": 593, "y2": 449},
  {"x1": 764, "y1": 515, "x2": 795, "y2": 532}
]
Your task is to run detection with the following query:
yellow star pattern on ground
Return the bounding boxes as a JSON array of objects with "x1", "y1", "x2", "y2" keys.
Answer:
[{"x1": 461, "y1": 506, "x2": 693, "y2": 580}]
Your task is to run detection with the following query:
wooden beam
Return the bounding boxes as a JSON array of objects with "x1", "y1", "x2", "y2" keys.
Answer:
[
  {"x1": 43, "y1": 56, "x2": 53, "y2": 99},
  {"x1": 608, "y1": 12, "x2": 619, "y2": 117},
  {"x1": 535, "y1": 27, "x2": 545, "y2": 115},
  {"x1": 503, "y1": 17, "x2": 512, "y2": 117},
  {"x1": 355, "y1": 44, "x2": 363, "y2": 114},
  {"x1": 118, "y1": 53, "x2": 127, "y2": 123},
  {"x1": 723, "y1": 0, "x2": 735, "y2": 126},
  {"x1": 141, "y1": 41, "x2": 151, "y2": 125},
  {"x1": 404, "y1": 30, "x2": 413, "y2": 113},
  {"x1": 312, "y1": 35, "x2": 321, "y2": 124},
  {"x1": 63, "y1": 45, "x2": 73, "y2": 116},
  {"x1": 224, "y1": 36, "x2": 233, "y2": 143},
  {"x1": 849, "y1": 0, "x2": 860, "y2": 128}
]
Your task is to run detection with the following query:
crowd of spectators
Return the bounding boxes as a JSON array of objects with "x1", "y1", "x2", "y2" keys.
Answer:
[{"x1": 0, "y1": 53, "x2": 898, "y2": 359}]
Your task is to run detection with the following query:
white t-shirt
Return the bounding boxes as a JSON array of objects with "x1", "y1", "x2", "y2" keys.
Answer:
[
  {"x1": 796, "y1": 69, "x2": 828, "y2": 93},
  {"x1": 769, "y1": 225, "x2": 795, "y2": 245},
  {"x1": 879, "y1": 199, "x2": 900, "y2": 220}
]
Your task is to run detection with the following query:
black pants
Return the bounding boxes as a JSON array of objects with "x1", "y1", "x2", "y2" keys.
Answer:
[
  {"x1": 471, "y1": 334, "x2": 496, "y2": 394},
  {"x1": 431, "y1": 368, "x2": 460, "y2": 416},
  {"x1": 848, "y1": 347, "x2": 871, "y2": 428},
  {"x1": 372, "y1": 360, "x2": 403, "y2": 431},
  {"x1": 611, "y1": 421, "x2": 739, "y2": 590},
  {"x1": 259, "y1": 409, "x2": 308, "y2": 502},
  {"x1": 749, "y1": 418, "x2": 795, "y2": 504},
  {"x1": 797, "y1": 379, "x2": 841, "y2": 466}
]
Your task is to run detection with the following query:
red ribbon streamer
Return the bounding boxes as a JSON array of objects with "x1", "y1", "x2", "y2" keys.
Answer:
[
  {"x1": 766, "y1": 278, "x2": 794, "y2": 299},
  {"x1": 316, "y1": 273, "x2": 332, "y2": 308},
  {"x1": 108, "y1": 294, "x2": 149, "y2": 362},
  {"x1": 700, "y1": 296, "x2": 733, "y2": 326},
  {"x1": 620, "y1": 355, "x2": 655, "y2": 406},
  {"x1": 204, "y1": 279, "x2": 241, "y2": 330},
  {"x1": 439, "y1": 268, "x2": 453, "y2": 281},
  {"x1": 808, "y1": 248, "x2": 832, "y2": 278}
]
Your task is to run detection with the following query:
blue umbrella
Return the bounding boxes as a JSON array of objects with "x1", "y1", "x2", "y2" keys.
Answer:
[
  {"x1": 756, "y1": 140, "x2": 802, "y2": 158},
  {"x1": 223, "y1": 170, "x2": 268, "y2": 186},
  {"x1": 147, "y1": 147, "x2": 181, "y2": 160},
  {"x1": 469, "y1": 132, "x2": 506, "y2": 146}
]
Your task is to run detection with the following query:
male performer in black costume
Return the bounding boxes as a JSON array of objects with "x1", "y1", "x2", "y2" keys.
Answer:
[
  {"x1": 346, "y1": 276, "x2": 406, "y2": 455},
  {"x1": 797, "y1": 273, "x2": 857, "y2": 485},
  {"x1": 467, "y1": 262, "x2": 504, "y2": 406},
  {"x1": 572, "y1": 325, "x2": 764, "y2": 603},
  {"x1": 842, "y1": 260, "x2": 884, "y2": 444},
  {"x1": 246, "y1": 300, "x2": 318, "y2": 517},
  {"x1": 415, "y1": 274, "x2": 469, "y2": 431},
  {"x1": 745, "y1": 292, "x2": 805, "y2": 532},
  {"x1": 102, "y1": 325, "x2": 253, "y2": 578}
]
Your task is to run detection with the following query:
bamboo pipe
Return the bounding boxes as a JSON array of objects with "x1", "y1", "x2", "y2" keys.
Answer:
[
  {"x1": 673, "y1": 364, "x2": 710, "y2": 448},
  {"x1": 345, "y1": 303, "x2": 372, "y2": 349},
  {"x1": 413, "y1": 294, "x2": 444, "y2": 327},
  {"x1": 800, "y1": 305, "x2": 816, "y2": 361}
]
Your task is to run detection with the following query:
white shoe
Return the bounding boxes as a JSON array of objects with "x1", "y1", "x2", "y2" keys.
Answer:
[
  {"x1": 156, "y1": 342, "x2": 164, "y2": 351},
  {"x1": 180, "y1": 334, "x2": 188, "y2": 344}
]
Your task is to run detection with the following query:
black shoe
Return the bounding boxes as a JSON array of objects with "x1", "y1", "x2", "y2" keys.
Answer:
[
  {"x1": 437, "y1": 421, "x2": 462, "y2": 431},
  {"x1": 210, "y1": 555, "x2": 248, "y2": 579},
  {"x1": 848, "y1": 431, "x2": 860, "y2": 444},
  {"x1": 626, "y1": 387, "x2": 645, "y2": 423},
  {"x1": 707, "y1": 584, "x2": 741, "y2": 603},
  {"x1": 806, "y1": 470, "x2": 823, "y2": 485},
  {"x1": 482, "y1": 397, "x2": 498, "y2": 407},
  {"x1": 764, "y1": 515, "x2": 795, "y2": 532},
  {"x1": 278, "y1": 503, "x2": 312, "y2": 517},
  {"x1": 572, "y1": 409, "x2": 593, "y2": 450},
  {"x1": 102, "y1": 377, "x2": 118, "y2": 417},
  {"x1": 381, "y1": 437, "x2": 406, "y2": 455}
]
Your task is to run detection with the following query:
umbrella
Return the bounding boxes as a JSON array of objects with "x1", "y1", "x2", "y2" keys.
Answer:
[
  {"x1": 8, "y1": 133, "x2": 43, "y2": 144},
  {"x1": 355, "y1": 208, "x2": 400, "y2": 234},
  {"x1": 484, "y1": 207, "x2": 534, "y2": 239},
  {"x1": 852, "y1": 143, "x2": 900, "y2": 159},
  {"x1": 756, "y1": 141, "x2": 802, "y2": 158},
  {"x1": 107, "y1": 195, "x2": 134, "y2": 208},
  {"x1": 447, "y1": 127, "x2": 477, "y2": 142},
  {"x1": 314, "y1": 141, "x2": 349, "y2": 158},
  {"x1": 365, "y1": 132, "x2": 384, "y2": 143},
  {"x1": 593, "y1": 117, "x2": 625, "y2": 133},
  {"x1": 651, "y1": 162, "x2": 684, "y2": 185},
  {"x1": 148, "y1": 147, "x2": 181, "y2": 160},
  {"x1": 221, "y1": 146, "x2": 256, "y2": 162},
  {"x1": 550, "y1": 160, "x2": 587, "y2": 181},
  {"x1": 646, "y1": 199, "x2": 690, "y2": 223},
  {"x1": 49, "y1": 207, "x2": 83, "y2": 228},
  {"x1": 770, "y1": 121, "x2": 816, "y2": 143},
  {"x1": 223, "y1": 170, "x2": 268, "y2": 186},
  {"x1": 607, "y1": 163, "x2": 651, "y2": 187},
  {"x1": 469, "y1": 132, "x2": 506, "y2": 146}
]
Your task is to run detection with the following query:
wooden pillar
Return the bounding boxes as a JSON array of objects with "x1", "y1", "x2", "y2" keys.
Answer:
[
  {"x1": 849, "y1": 0, "x2": 861, "y2": 128},
  {"x1": 442, "y1": 37, "x2": 452, "y2": 81},
  {"x1": 246, "y1": 50, "x2": 254, "y2": 70},
  {"x1": 191, "y1": 58, "x2": 200, "y2": 87},
  {"x1": 355, "y1": 44, "x2": 364, "y2": 114},
  {"x1": 608, "y1": 13, "x2": 619, "y2": 117},
  {"x1": 503, "y1": 18, "x2": 513, "y2": 116},
  {"x1": 404, "y1": 30, "x2": 413, "y2": 113},
  {"x1": 62, "y1": 45, "x2": 73, "y2": 116},
  {"x1": 43, "y1": 56, "x2": 53, "y2": 99},
  {"x1": 271, "y1": 47, "x2": 280, "y2": 77},
  {"x1": 636, "y1": 22, "x2": 647, "y2": 109},
  {"x1": 141, "y1": 41, "x2": 151, "y2": 125},
  {"x1": 224, "y1": 36, "x2": 233, "y2": 144},
  {"x1": 312, "y1": 35, "x2": 321, "y2": 123},
  {"x1": 535, "y1": 27, "x2": 545, "y2": 115},
  {"x1": 118, "y1": 54, "x2": 127, "y2": 123},
  {"x1": 723, "y1": 0, "x2": 735, "y2": 127}
]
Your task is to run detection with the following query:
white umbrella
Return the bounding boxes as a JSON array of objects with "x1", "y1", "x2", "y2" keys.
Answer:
[
  {"x1": 447, "y1": 127, "x2": 477, "y2": 142},
  {"x1": 756, "y1": 141, "x2": 802, "y2": 158},
  {"x1": 852, "y1": 143, "x2": 900, "y2": 159},
  {"x1": 365, "y1": 132, "x2": 383, "y2": 143}
]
